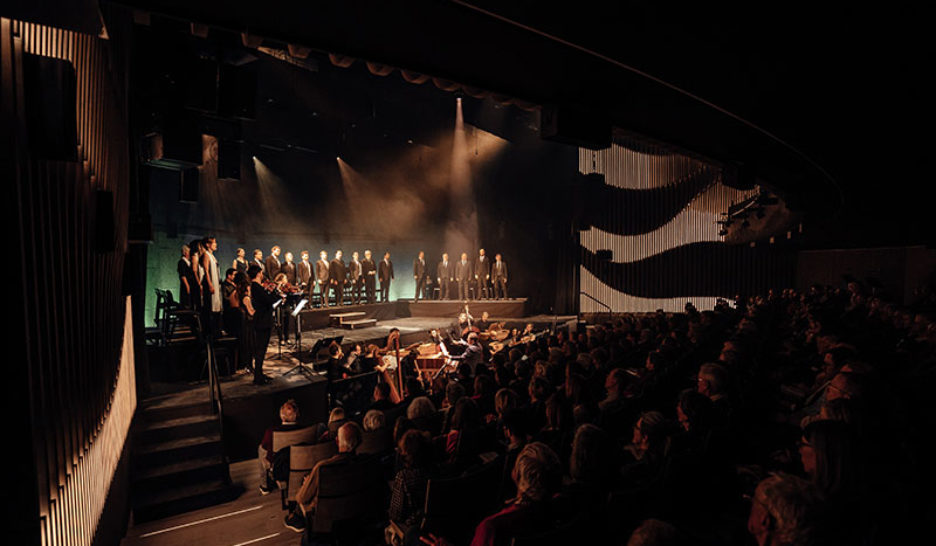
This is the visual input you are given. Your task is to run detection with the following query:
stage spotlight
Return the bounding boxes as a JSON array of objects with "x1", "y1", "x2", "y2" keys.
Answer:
[
  {"x1": 252, "y1": 155, "x2": 257, "y2": 160},
  {"x1": 336, "y1": 156, "x2": 340, "y2": 161}
]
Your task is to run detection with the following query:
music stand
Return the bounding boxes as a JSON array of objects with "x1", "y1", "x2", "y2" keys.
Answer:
[
  {"x1": 291, "y1": 298, "x2": 308, "y2": 350},
  {"x1": 283, "y1": 334, "x2": 322, "y2": 378},
  {"x1": 268, "y1": 298, "x2": 290, "y2": 361}
]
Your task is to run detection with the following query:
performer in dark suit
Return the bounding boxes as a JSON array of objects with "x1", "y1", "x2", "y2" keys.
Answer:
[
  {"x1": 413, "y1": 251, "x2": 430, "y2": 300},
  {"x1": 298, "y1": 251, "x2": 312, "y2": 289},
  {"x1": 455, "y1": 253, "x2": 471, "y2": 300},
  {"x1": 329, "y1": 250, "x2": 347, "y2": 306},
  {"x1": 315, "y1": 250, "x2": 330, "y2": 306},
  {"x1": 264, "y1": 246, "x2": 282, "y2": 282},
  {"x1": 178, "y1": 244, "x2": 198, "y2": 308},
  {"x1": 475, "y1": 248, "x2": 491, "y2": 300},
  {"x1": 436, "y1": 252, "x2": 453, "y2": 300},
  {"x1": 282, "y1": 252, "x2": 297, "y2": 286},
  {"x1": 349, "y1": 251, "x2": 363, "y2": 305},
  {"x1": 378, "y1": 251, "x2": 394, "y2": 302},
  {"x1": 362, "y1": 250, "x2": 377, "y2": 304},
  {"x1": 252, "y1": 249, "x2": 265, "y2": 277},
  {"x1": 248, "y1": 264, "x2": 280, "y2": 385},
  {"x1": 492, "y1": 253, "x2": 509, "y2": 299}
]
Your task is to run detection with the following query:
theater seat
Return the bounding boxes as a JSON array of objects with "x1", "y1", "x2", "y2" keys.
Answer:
[
  {"x1": 309, "y1": 455, "x2": 387, "y2": 538},
  {"x1": 420, "y1": 459, "x2": 501, "y2": 543},
  {"x1": 357, "y1": 428, "x2": 393, "y2": 456}
]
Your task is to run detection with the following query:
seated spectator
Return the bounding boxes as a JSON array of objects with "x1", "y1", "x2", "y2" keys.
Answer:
[
  {"x1": 321, "y1": 407, "x2": 347, "y2": 441},
  {"x1": 285, "y1": 422, "x2": 363, "y2": 532},
  {"x1": 599, "y1": 368, "x2": 630, "y2": 411},
  {"x1": 442, "y1": 381, "x2": 467, "y2": 432},
  {"x1": 442, "y1": 397, "x2": 482, "y2": 471},
  {"x1": 370, "y1": 381, "x2": 396, "y2": 412},
  {"x1": 470, "y1": 442, "x2": 562, "y2": 546},
  {"x1": 472, "y1": 374, "x2": 497, "y2": 418},
  {"x1": 400, "y1": 377, "x2": 425, "y2": 408},
  {"x1": 363, "y1": 409, "x2": 386, "y2": 432},
  {"x1": 567, "y1": 424, "x2": 613, "y2": 504},
  {"x1": 824, "y1": 371, "x2": 865, "y2": 403},
  {"x1": 747, "y1": 473, "x2": 819, "y2": 546},
  {"x1": 388, "y1": 429, "x2": 434, "y2": 530},
  {"x1": 621, "y1": 411, "x2": 671, "y2": 488},
  {"x1": 258, "y1": 399, "x2": 303, "y2": 495},
  {"x1": 626, "y1": 519, "x2": 684, "y2": 546},
  {"x1": 526, "y1": 377, "x2": 550, "y2": 432},
  {"x1": 697, "y1": 363, "x2": 732, "y2": 429},
  {"x1": 798, "y1": 420, "x2": 863, "y2": 502},
  {"x1": 498, "y1": 408, "x2": 530, "y2": 503},
  {"x1": 407, "y1": 395, "x2": 436, "y2": 420}
]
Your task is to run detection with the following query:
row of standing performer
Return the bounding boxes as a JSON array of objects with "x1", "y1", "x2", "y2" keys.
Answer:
[{"x1": 225, "y1": 246, "x2": 510, "y2": 306}]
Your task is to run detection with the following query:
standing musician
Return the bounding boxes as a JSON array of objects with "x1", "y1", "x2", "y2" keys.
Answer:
[
  {"x1": 378, "y1": 251, "x2": 394, "y2": 302},
  {"x1": 178, "y1": 244, "x2": 198, "y2": 308},
  {"x1": 298, "y1": 251, "x2": 312, "y2": 290},
  {"x1": 362, "y1": 250, "x2": 377, "y2": 304},
  {"x1": 248, "y1": 264, "x2": 280, "y2": 385},
  {"x1": 329, "y1": 250, "x2": 347, "y2": 306},
  {"x1": 282, "y1": 252, "x2": 297, "y2": 286},
  {"x1": 437, "y1": 252, "x2": 453, "y2": 300},
  {"x1": 349, "y1": 251, "x2": 363, "y2": 305},
  {"x1": 455, "y1": 253, "x2": 471, "y2": 300},
  {"x1": 232, "y1": 247, "x2": 249, "y2": 276},
  {"x1": 492, "y1": 253, "x2": 509, "y2": 299},
  {"x1": 315, "y1": 250, "x2": 330, "y2": 307},
  {"x1": 265, "y1": 245, "x2": 282, "y2": 282},
  {"x1": 475, "y1": 248, "x2": 491, "y2": 300},
  {"x1": 252, "y1": 249, "x2": 266, "y2": 275},
  {"x1": 413, "y1": 251, "x2": 430, "y2": 301}
]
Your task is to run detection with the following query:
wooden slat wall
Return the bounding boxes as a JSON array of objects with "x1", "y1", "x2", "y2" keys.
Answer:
[
  {"x1": 577, "y1": 140, "x2": 784, "y2": 313},
  {"x1": 3, "y1": 17, "x2": 133, "y2": 546}
]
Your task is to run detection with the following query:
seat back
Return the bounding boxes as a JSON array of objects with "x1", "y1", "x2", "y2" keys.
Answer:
[
  {"x1": 422, "y1": 459, "x2": 501, "y2": 542},
  {"x1": 357, "y1": 428, "x2": 393, "y2": 456},
  {"x1": 311, "y1": 455, "x2": 385, "y2": 534},
  {"x1": 286, "y1": 441, "x2": 338, "y2": 502},
  {"x1": 272, "y1": 425, "x2": 320, "y2": 453}
]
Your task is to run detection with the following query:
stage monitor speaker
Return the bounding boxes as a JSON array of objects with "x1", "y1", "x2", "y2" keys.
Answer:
[
  {"x1": 541, "y1": 106, "x2": 611, "y2": 150},
  {"x1": 94, "y1": 190, "x2": 115, "y2": 253},
  {"x1": 218, "y1": 140, "x2": 241, "y2": 180},
  {"x1": 143, "y1": 113, "x2": 202, "y2": 169},
  {"x1": 23, "y1": 53, "x2": 78, "y2": 161},
  {"x1": 219, "y1": 63, "x2": 257, "y2": 120},
  {"x1": 179, "y1": 168, "x2": 199, "y2": 203}
]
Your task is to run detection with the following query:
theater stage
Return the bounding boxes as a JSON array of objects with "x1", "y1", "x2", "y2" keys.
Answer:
[{"x1": 295, "y1": 297, "x2": 529, "y2": 330}]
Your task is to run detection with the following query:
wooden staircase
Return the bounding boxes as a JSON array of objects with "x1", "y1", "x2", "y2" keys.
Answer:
[{"x1": 131, "y1": 401, "x2": 238, "y2": 523}]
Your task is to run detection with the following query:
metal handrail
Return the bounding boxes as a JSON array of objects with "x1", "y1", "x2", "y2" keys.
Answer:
[
  {"x1": 579, "y1": 291, "x2": 613, "y2": 323},
  {"x1": 200, "y1": 316, "x2": 226, "y2": 458}
]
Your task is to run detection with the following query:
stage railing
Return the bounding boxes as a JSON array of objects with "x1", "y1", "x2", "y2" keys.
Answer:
[{"x1": 579, "y1": 291, "x2": 612, "y2": 323}]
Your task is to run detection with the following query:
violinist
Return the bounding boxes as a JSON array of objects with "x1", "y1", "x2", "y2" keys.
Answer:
[{"x1": 248, "y1": 264, "x2": 281, "y2": 385}]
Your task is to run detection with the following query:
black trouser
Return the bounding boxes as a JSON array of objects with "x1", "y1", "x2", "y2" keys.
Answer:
[
  {"x1": 457, "y1": 279, "x2": 469, "y2": 300},
  {"x1": 476, "y1": 278, "x2": 489, "y2": 299},
  {"x1": 493, "y1": 277, "x2": 507, "y2": 299},
  {"x1": 352, "y1": 278, "x2": 363, "y2": 304},
  {"x1": 415, "y1": 276, "x2": 427, "y2": 300},
  {"x1": 380, "y1": 280, "x2": 391, "y2": 302},
  {"x1": 439, "y1": 279, "x2": 451, "y2": 300},
  {"x1": 316, "y1": 280, "x2": 328, "y2": 306},
  {"x1": 330, "y1": 280, "x2": 345, "y2": 306},
  {"x1": 365, "y1": 276, "x2": 376, "y2": 303},
  {"x1": 253, "y1": 327, "x2": 271, "y2": 381}
]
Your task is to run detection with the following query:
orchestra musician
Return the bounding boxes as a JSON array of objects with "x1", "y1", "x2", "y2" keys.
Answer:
[
  {"x1": 378, "y1": 251, "x2": 394, "y2": 302},
  {"x1": 362, "y1": 250, "x2": 377, "y2": 304},
  {"x1": 374, "y1": 328, "x2": 404, "y2": 403},
  {"x1": 492, "y1": 253, "x2": 508, "y2": 299},
  {"x1": 349, "y1": 251, "x2": 363, "y2": 305},
  {"x1": 475, "y1": 248, "x2": 491, "y2": 300},
  {"x1": 437, "y1": 252, "x2": 453, "y2": 300},
  {"x1": 450, "y1": 331, "x2": 483, "y2": 375},
  {"x1": 315, "y1": 250, "x2": 330, "y2": 307},
  {"x1": 413, "y1": 251, "x2": 430, "y2": 301},
  {"x1": 455, "y1": 253, "x2": 471, "y2": 300},
  {"x1": 298, "y1": 251, "x2": 312, "y2": 290},
  {"x1": 248, "y1": 264, "x2": 281, "y2": 385},
  {"x1": 329, "y1": 250, "x2": 347, "y2": 306},
  {"x1": 282, "y1": 252, "x2": 297, "y2": 286},
  {"x1": 265, "y1": 245, "x2": 282, "y2": 282}
]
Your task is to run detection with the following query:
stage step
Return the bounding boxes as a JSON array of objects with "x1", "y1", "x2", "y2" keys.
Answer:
[
  {"x1": 131, "y1": 399, "x2": 232, "y2": 523},
  {"x1": 329, "y1": 311, "x2": 367, "y2": 326},
  {"x1": 341, "y1": 318, "x2": 377, "y2": 330}
]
